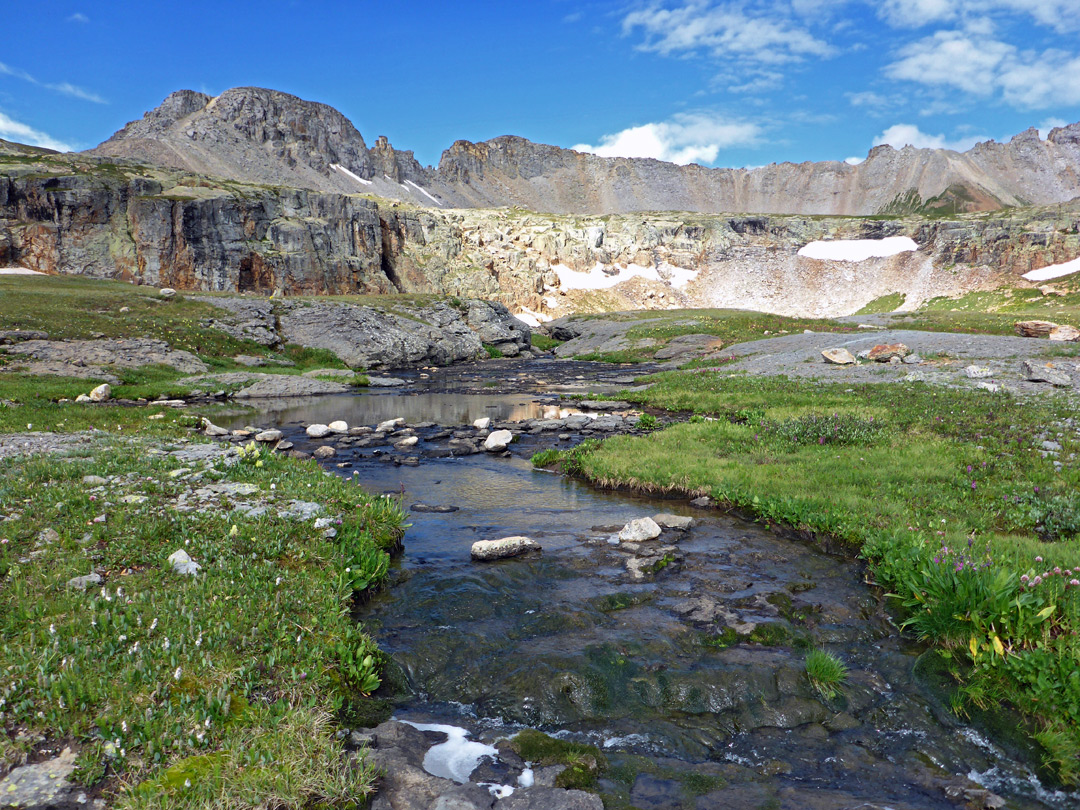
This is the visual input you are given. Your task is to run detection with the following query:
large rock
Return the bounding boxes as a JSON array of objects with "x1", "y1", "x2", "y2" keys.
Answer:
[
  {"x1": 1050, "y1": 324, "x2": 1080, "y2": 341},
  {"x1": 1021, "y1": 360, "x2": 1072, "y2": 386},
  {"x1": 6, "y1": 338, "x2": 208, "y2": 379},
  {"x1": 821, "y1": 348, "x2": 855, "y2": 365},
  {"x1": 484, "y1": 429, "x2": 514, "y2": 451},
  {"x1": 0, "y1": 747, "x2": 79, "y2": 809},
  {"x1": 867, "y1": 343, "x2": 909, "y2": 362},
  {"x1": 88, "y1": 383, "x2": 111, "y2": 402},
  {"x1": 278, "y1": 301, "x2": 486, "y2": 369},
  {"x1": 471, "y1": 536, "x2": 541, "y2": 561},
  {"x1": 1015, "y1": 320, "x2": 1057, "y2": 338}
]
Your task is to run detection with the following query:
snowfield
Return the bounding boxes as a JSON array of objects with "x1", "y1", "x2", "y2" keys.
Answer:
[
  {"x1": 798, "y1": 236, "x2": 918, "y2": 262},
  {"x1": 1022, "y1": 256, "x2": 1080, "y2": 281},
  {"x1": 0, "y1": 267, "x2": 43, "y2": 275},
  {"x1": 553, "y1": 261, "x2": 698, "y2": 291},
  {"x1": 330, "y1": 163, "x2": 371, "y2": 186}
]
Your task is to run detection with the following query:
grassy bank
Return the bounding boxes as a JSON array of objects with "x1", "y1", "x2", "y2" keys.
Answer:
[
  {"x1": 0, "y1": 405, "x2": 407, "y2": 806},
  {"x1": 538, "y1": 371, "x2": 1080, "y2": 782}
]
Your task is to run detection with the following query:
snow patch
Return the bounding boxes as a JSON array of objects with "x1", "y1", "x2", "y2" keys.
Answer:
[
  {"x1": 553, "y1": 261, "x2": 698, "y2": 292},
  {"x1": 0, "y1": 267, "x2": 43, "y2": 275},
  {"x1": 798, "y1": 236, "x2": 918, "y2": 262},
  {"x1": 330, "y1": 163, "x2": 371, "y2": 186},
  {"x1": 513, "y1": 307, "x2": 551, "y2": 328},
  {"x1": 405, "y1": 179, "x2": 442, "y2": 206},
  {"x1": 1022, "y1": 256, "x2": 1080, "y2": 281},
  {"x1": 399, "y1": 720, "x2": 499, "y2": 784}
]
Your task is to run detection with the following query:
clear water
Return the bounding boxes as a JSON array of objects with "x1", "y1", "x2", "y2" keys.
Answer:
[{"x1": 241, "y1": 376, "x2": 1079, "y2": 809}]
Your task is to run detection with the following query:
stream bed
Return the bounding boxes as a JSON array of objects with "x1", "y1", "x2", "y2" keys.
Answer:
[{"x1": 232, "y1": 359, "x2": 1079, "y2": 810}]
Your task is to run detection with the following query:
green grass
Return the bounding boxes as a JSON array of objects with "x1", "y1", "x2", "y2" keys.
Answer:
[
  {"x1": 856, "y1": 292, "x2": 906, "y2": 314},
  {"x1": 560, "y1": 308, "x2": 855, "y2": 363},
  {"x1": 563, "y1": 371, "x2": 1080, "y2": 782},
  {"x1": 530, "y1": 333, "x2": 562, "y2": 352},
  {"x1": 0, "y1": 415, "x2": 406, "y2": 806},
  {"x1": 805, "y1": 650, "x2": 848, "y2": 700}
]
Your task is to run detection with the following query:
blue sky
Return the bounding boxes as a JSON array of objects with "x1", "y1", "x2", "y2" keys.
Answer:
[{"x1": 2, "y1": 1, "x2": 1078, "y2": 169}]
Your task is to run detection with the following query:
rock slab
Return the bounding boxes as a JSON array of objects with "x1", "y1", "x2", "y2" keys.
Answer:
[{"x1": 471, "y1": 536, "x2": 541, "y2": 561}]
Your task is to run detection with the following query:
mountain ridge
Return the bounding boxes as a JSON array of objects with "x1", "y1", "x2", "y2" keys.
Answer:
[{"x1": 87, "y1": 86, "x2": 1080, "y2": 217}]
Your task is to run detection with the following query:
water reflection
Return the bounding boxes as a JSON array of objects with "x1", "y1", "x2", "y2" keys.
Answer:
[{"x1": 220, "y1": 392, "x2": 580, "y2": 429}]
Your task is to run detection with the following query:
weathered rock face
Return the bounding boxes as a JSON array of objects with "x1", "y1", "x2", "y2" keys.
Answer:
[
  {"x1": 5, "y1": 110, "x2": 1080, "y2": 320},
  {"x1": 276, "y1": 299, "x2": 528, "y2": 369}
]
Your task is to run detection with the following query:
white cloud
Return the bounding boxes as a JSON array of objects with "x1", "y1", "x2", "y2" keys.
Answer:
[
  {"x1": 0, "y1": 111, "x2": 72, "y2": 151},
  {"x1": 623, "y1": 2, "x2": 835, "y2": 65},
  {"x1": 886, "y1": 31, "x2": 1080, "y2": 108},
  {"x1": 844, "y1": 156, "x2": 864, "y2": 164},
  {"x1": 0, "y1": 61, "x2": 106, "y2": 104},
  {"x1": 66, "y1": 12, "x2": 89, "y2": 23},
  {"x1": 572, "y1": 112, "x2": 761, "y2": 165},
  {"x1": 877, "y1": 1, "x2": 1080, "y2": 33},
  {"x1": 873, "y1": 123, "x2": 986, "y2": 151},
  {"x1": 1038, "y1": 117, "x2": 1067, "y2": 138}
]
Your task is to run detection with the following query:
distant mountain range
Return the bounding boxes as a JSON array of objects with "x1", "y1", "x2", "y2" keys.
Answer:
[{"x1": 89, "y1": 87, "x2": 1080, "y2": 217}]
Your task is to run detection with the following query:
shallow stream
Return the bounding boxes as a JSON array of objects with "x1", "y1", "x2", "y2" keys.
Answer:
[{"x1": 237, "y1": 359, "x2": 1079, "y2": 810}]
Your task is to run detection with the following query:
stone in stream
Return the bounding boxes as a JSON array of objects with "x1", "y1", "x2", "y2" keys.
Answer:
[
  {"x1": 254, "y1": 429, "x2": 282, "y2": 442},
  {"x1": 484, "y1": 429, "x2": 514, "y2": 451},
  {"x1": 618, "y1": 517, "x2": 662, "y2": 542},
  {"x1": 411, "y1": 503, "x2": 460, "y2": 513},
  {"x1": 313, "y1": 445, "x2": 336, "y2": 459},
  {"x1": 821, "y1": 348, "x2": 855, "y2": 365},
  {"x1": 395, "y1": 436, "x2": 419, "y2": 449},
  {"x1": 1021, "y1": 360, "x2": 1071, "y2": 386},
  {"x1": 367, "y1": 376, "x2": 407, "y2": 387},
  {"x1": 653, "y1": 513, "x2": 694, "y2": 530},
  {"x1": 471, "y1": 536, "x2": 541, "y2": 561},
  {"x1": 689, "y1": 496, "x2": 712, "y2": 509},
  {"x1": 377, "y1": 417, "x2": 405, "y2": 433},
  {"x1": 306, "y1": 423, "x2": 331, "y2": 438},
  {"x1": 473, "y1": 416, "x2": 492, "y2": 429},
  {"x1": 328, "y1": 420, "x2": 349, "y2": 433}
]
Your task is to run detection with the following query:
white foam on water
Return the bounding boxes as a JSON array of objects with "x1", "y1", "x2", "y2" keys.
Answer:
[
  {"x1": 0, "y1": 267, "x2": 43, "y2": 275},
  {"x1": 405, "y1": 179, "x2": 442, "y2": 206},
  {"x1": 330, "y1": 163, "x2": 371, "y2": 186},
  {"x1": 518, "y1": 768, "x2": 534, "y2": 787},
  {"x1": 797, "y1": 236, "x2": 918, "y2": 262},
  {"x1": 399, "y1": 720, "x2": 499, "y2": 783},
  {"x1": 1022, "y1": 255, "x2": 1080, "y2": 281}
]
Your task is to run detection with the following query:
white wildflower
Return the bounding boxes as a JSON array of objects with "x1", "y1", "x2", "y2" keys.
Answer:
[
  {"x1": 173, "y1": 666, "x2": 182, "y2": 681},
  {"x1": 162, "y1": 637, "x2": 170, "y2": 651},
  {"x1": 48, "y1": 624, "x2": 55, "y2": 635}
]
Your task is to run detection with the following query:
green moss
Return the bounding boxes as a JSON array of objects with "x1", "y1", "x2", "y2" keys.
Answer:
[{"x1": 508, "y1": 729, "x2": 607, "y2": 791}]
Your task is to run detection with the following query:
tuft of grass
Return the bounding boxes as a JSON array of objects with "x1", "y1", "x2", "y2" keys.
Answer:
[
  {"x1": 805, "y1": 650, "x2": 848, "y2": 700},
  {"x1": 508, "y1": 729, "x2": 606, "y2": 791},
  {"x1": 530, "y1": 333, "x2": 562, "y2": 352},
  {"x1": 483, "y1": 343, "x2": 504, "y2": 359}
]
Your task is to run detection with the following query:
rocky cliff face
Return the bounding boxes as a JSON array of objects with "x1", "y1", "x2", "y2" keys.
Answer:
[
  {"x1": 3, "y1": 148, "x2": 1079, "y2": 319},
  {"x1": 89, "y1": 87, "x2": 1080, "y2": 217}
]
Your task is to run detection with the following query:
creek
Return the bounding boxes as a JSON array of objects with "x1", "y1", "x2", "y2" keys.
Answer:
[{"x1": 233, "y1": 359, "x2": 1079, "y2": 810}]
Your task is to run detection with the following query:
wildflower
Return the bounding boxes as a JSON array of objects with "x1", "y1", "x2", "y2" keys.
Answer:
[
  {"x1": 967, "y1": 465, "x2": 972, "y2": 473},
  {"x1": 229, "y1": 525, "x2": 238, "y2": 537},
  {"x1": 49, "y1": 624, "x2": 55, "y2": 635},
  {"x1": 1071, "y1": 579, "x2": 1080, "y2": 587},
  {"x1": 149, "y1": 618, "x2": 158, "y2": 632},
  {"x1": 121, "y1": 721, "x2": 128, "y2": 733},
  {"x1": 1021, "y1": 574, "x2": 1029, "y2": 583},
  {"x1": 173, "y1": 666, "x2": 182, "y2": 681},
  {"x1": 162, "y1": 637, "x2": 170, "y2": 651},
  {"x1": 1036, "y1": 556, "x2": 1043, "y2": 563},
  {"x1": 971, "y1": 481, "x2": 976, "y2": 490},
  {"x1": 1033, "y1": 576, "x2": 1043, "y2": 585}
]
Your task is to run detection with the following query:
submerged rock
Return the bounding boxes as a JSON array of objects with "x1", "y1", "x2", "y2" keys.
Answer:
[
  {"x1": 471, "y1": 536, "x2": 541, "y2": 561},
  {"x1": 653, "y1": 513, "x2": 694, "y2": 530}
]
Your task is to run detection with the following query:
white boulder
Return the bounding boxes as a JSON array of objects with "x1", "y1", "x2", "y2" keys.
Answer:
[
  {"x1": 471, "y1": 536, "x2": 541, "y2": 561},
  {"x1": 619, "y1": 517, "x2": 662, "y2": 542}
]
